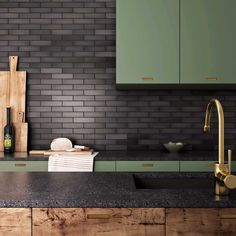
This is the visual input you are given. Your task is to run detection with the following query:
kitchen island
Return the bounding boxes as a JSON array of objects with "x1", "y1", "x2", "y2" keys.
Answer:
[
  {"x1": 1, "y1": 172, "x2": 236, "y2": 208},
  {"x1": 0, "y1": 172, "x2": 236, "y2": 235}
]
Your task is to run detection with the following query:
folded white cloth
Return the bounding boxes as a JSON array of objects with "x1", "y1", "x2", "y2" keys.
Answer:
[{"x1": 48, "y1": 152, "x2": 98, "y2": 172}]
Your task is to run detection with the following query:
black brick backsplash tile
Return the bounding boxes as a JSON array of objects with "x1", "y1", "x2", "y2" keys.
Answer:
[{"x1": 0, "y1": 0, "x2": 236, "y2": 150}]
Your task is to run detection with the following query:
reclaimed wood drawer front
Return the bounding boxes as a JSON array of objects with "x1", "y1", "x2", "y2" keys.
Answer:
[
  {"x1": 180, "y1": 161, "x2": 236, "y2": 172},
  {"x1": 166, "y1": 208, "x2": 236, "y2": 236},
  {"x1": 0, "y1": 208, "x2": 31, "y2": 236},
  {"x1": 0, "y1": 161, "x2": 48, "y2": 172},
  {"x1": 116, "y1": 161, "x2": 179, "y2": 172},
  {"x1": 33, "y1": 208, "x2": 165, "y2": 236},
  {"x1": 94, "y1": 161, "x2": 116, "y2": 172}
]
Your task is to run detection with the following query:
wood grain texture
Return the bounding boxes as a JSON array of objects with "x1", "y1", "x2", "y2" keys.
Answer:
[
  {"x1": 0, "y1": 208, "x2": 31, "y2": 236},
  {"x1": 0, "y1": 71, "x2": 10, "y2": 151},
  {"x1": 166, "y1": 208, "x2": 236, "y2": 236},
  {"x1": 9, "y1": 56, "x2": 26, "y2": 123},
  {"x1": 43, "y1": 149, "x2": 93, "y2": 156},
  {"x1": 33, "y1": 208, "x2": 165, "y2": 236},
  {"x1": 14, "y1": 122, "x2": 28, "y2": 152},
  {"x1": 13, "y1": 111, "x2": 28, "y2": 152},
  {"x1": 0, "y1": 56, "x2": 27, "y2": 152}
]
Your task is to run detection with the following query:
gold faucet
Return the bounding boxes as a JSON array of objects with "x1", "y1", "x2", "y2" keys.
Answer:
[{"x1": 204, "y1": 98, "x2": 236, "y2": 195}]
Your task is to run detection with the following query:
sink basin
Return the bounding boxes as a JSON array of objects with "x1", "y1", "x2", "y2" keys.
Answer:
[{"x1": 134, "y1": 175, "x2": 214, "y2": 190}]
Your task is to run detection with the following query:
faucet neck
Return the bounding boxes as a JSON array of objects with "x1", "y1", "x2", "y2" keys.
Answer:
[{"x1": 204, "y1": 99, "x2": 224, "y2": 164}]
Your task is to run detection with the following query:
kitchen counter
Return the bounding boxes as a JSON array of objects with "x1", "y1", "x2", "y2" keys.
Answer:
[
  {"x1": 96, "y1": 150, "x2": 219, "y2": 161},
  {"x1": 0, "y1": 150, "x2": 219, "y2": 161},
  {"x1": 1, "y1": 172, "x2": 236, "y2": 208}
]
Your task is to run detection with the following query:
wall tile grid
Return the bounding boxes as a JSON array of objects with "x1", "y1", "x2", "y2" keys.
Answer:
[{"x1": 0, "y1": 0, "x2": 236, "y2": 151}]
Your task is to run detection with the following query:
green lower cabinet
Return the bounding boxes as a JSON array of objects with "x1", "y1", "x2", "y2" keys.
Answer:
[
  {"x1": 180, "y1": 161, "x2": 236, "y2": 172},
  {"x1": 94, "y1": 161, "x2": 116, "y2": 172},
  {"x1": 116, "y1": 161, "x2": 179, "y2": 172},
  {"x1": 0, "y1": 161, "x2": 48, "y2": 172}
]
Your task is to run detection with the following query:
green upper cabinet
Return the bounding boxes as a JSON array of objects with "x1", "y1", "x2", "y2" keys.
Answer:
[
  {"x1": 116, "y1": 0, "x2": 179, "y2": 87},
  {"x1": 181, "y1": 0, "x2": 236, "y2": 84}
]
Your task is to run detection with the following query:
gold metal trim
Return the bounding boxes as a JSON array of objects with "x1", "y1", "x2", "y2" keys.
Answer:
[
  {"x1": 206, "y1": 77, "x2": 218, "y2": 81},
  {"x1": 142, "y1": 163, "x2": 154, "y2": 167},
  {"x1": 204, "y1": 99, "x2": 224, "y2": 164},
  {"x1": 87, "y1": 214, "x2": 111, "y2": 220},
  {"x1": 142, "y1": 77, "x2": 154, "y2": 81},
  {"x1": 14, "y1": 163, "x2": 26, "y2": 167}
]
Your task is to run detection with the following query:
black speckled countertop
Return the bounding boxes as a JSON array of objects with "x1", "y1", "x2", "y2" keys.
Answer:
[
  {"x1": 0, "y1": 150, "x2": 219, "y2": 161},
  {"x1": 96, "y1": 150, "x2": 219, "y2": 161},
  {"x1": 1, "y1": 172, "x2": 236, "y2": 208}
]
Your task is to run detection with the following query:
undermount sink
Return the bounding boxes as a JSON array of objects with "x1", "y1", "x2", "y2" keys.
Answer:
[{"x1": 133, "y1": 175, "x2": 214, "y2": 190}]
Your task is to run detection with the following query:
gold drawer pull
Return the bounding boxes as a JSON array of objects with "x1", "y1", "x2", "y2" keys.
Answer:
[
  {"x1": 220, "y1": 214, "x2": 236, "y2": 219},
  {"x1": 87, "y1": 214, "x2": 111, "y2": 220},
  {"x1": 142, "y1": 77, "x2": 154, "y2": 81},
  {"x1": 15, "y1": 163, "x2": 26, "y2": 167},
  {"x1": 142, "y1": 163, "x2": 154, "y2": 167},
  {"x1": 206, "y1": 77, "x2": 218, "y2": 81}
]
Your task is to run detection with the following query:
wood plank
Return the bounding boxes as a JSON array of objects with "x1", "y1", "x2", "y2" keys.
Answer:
[
  {"x1": 166, "y1": 208, "x2": 236, "y2": 236},
  {"x1": 9, "y1": 56, "x2": 26, "y2": 123},
  {"x1": 33, "y1": 208, "x2": 165, "y2": 236},
  {"x1": 0, "y1": 56, "x2": 27, "y2": 152},
  {"x1": 13, "y1": 122, "x2": 28, "y2": 152},
  {"x1": 13, "y1": 111, "x2": 28, "y2": 152},
  {"x1": 43, "y1": 149, "x2": 94, "y2": 155},
  {"x1": 0, "y1": 208, "x2": 31, "y2": 236},
  {"x1": 0, "y1": 71, "x2": 10, "y2": 151}
]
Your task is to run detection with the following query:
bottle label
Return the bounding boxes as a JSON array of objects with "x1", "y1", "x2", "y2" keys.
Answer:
[{"x1": 4, "y1": 134, "x2": 12, "y2": 147}]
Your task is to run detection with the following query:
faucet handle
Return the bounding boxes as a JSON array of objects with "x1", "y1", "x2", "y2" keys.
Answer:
[{"x1": 228, "y1": 149, "x2": 232, "y2": 174}]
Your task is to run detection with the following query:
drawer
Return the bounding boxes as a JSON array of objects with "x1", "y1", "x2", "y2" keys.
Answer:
[
  {"x1": 0, "y1": 161, "x2": 48, "y2": 172},
  {"x1": 116, "y1": 161, "x2": 179, "y2": 172},
  {"x1": 94, "y1": 161, "x2": 116, "y2": 172},
  {"x1": 180, "y1": 161, "x2": 214, "y2": 172},
  {"x1": 180, "y1": 161, "x2": 236, "y2": 172}
]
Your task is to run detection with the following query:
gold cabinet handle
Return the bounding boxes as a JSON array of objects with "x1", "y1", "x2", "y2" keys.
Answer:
[
  {"x1": 206, "y1": 77, "x2": 218, "y2": 81},
  {"x1": 220, "y1": 214, "x2": 236, "y2": 219},
  {"x1": 142, "y1": 163, "x2": 154, "y2": 167},
  {"x1": 15, "y1": 163, "x2": 26, "y2": 167},
  {"x1": 142, "y1": 77, "x2": 154, "y2": 81},
  {"x1": 87, "y1": 214, "x2": 111, "y2": 220}
]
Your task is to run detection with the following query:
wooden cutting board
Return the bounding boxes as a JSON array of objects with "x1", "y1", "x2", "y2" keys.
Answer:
[
  {"x1": 29, "y1": 149, "x2": 94, "y2": 156},
  {"x1": 13, "y1": 112, "x2": 28, "y2": 152},
  {"x1": 0, "y1": 71, "x2": 9, "y2": 151},
  {"x1": 0, "y1": 56, "x2": 27, "y2": 151},
  {"x1": 9, "y1": 56, "x2": 26, "y2": 123}
]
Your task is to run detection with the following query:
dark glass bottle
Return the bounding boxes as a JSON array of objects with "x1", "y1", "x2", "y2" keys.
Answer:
[{"x1": 4, "y1": 107, "x2": 14, "y2": 153}]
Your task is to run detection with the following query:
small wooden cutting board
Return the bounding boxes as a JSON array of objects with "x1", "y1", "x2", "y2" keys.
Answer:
[
  {"x1": 13, "y1": 112, "x2": 28, "y2": 152},
  {"x1": 29, "y1": 149, "x2": 94, "y2": 156}
]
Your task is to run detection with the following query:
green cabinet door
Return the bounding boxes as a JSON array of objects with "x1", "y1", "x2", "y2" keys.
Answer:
[
  {"x1": 94, "y1": 161, "x2": 116, "y2": 172},
  {"x1": 116, "y1": 0, "x2": 179, "y2": 86},
  {"x1": 180, "y1": 161, "x2": 236, "y2": 172},
  {"x1": 0, "y1": 161, "x2": 48, "y2": 172},
  {"x1": 181, "y1": 0, "x2": 236, "y2": 84}
]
